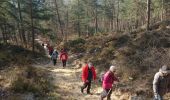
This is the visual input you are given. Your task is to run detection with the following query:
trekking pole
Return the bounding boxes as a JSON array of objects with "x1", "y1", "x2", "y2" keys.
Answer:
[
  {"x1": 106, "y1": 88, "x2": 112, "y2": 97},
  {"x1": 106, "y1": 84, "x2": 118, "y2": 97}
]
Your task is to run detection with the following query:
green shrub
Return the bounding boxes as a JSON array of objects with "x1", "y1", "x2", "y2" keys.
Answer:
[
  {"x1": 11, "y1": 66, "x2": 51, "y2": 96},
  {"x1": 114, "y1": 35, "x2": 130, "y2": 48},
  {"x1": 66, "y1": 38, "x2": 86, "y2": 53},
  {"x1": 69, "y1": 38, "x2": 85, "y2": 47}
]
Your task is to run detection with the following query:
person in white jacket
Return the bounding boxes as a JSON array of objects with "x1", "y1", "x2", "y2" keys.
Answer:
[{"x1": 153, "y1": 65, "x2": 170, "y2": 100}]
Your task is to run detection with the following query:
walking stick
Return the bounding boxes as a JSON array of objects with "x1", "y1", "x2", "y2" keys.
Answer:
[{"x1": 106, "y1": 84, "x2": 117, "y2": 97}]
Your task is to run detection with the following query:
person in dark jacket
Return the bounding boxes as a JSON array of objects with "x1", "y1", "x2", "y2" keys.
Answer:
[
  {"x1": 153, "y1": 65, "x2": 170, "y2": 100},
  {"x1": 51, "y1": 49, "x2": 58, "y2": 66},
  {"x1": 81, "y1": 62, "x2": 96, "y2": 94},
  {"x1": 60, "y1": 49, "x2": 68, "y2": 68}
]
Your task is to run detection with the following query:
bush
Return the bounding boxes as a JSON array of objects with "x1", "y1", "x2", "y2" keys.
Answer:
[
  {"x1": 11, "y1": 66, "x2": 51, "y2": 96},
  {"x1": 114, "y1": 35, "x2": 130, "y2": 48},
  {"x1": 65, "y1": 38, "x2": 86, "y2": 53}
]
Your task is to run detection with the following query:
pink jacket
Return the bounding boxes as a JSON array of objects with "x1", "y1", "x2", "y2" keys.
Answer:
[{"x1": 102, "y1": 71, "x2": 119, "y2": 89}]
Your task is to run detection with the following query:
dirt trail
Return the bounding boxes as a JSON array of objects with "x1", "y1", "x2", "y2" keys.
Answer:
[{"x1": 35, "y1": 57, "x2": 104, "y2": 100}]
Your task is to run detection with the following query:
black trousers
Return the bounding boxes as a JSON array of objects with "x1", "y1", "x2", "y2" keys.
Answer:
[
  {"x1": 81, "y1": 81, "x2": 91, "y2": 93},
  {"x1": 100, "y1": 88, "x2": 112, "y2": 100},
  {"x1": 62, "y1": 60, "x2": 67, "y2": 67},
  {"x1": 52, "y1": 59, "x2": 57, "y2": 65}
]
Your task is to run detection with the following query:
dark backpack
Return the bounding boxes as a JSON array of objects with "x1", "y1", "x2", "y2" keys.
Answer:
[{"x1": 99, "y1": 72, "x2": 105, "y2": 83}]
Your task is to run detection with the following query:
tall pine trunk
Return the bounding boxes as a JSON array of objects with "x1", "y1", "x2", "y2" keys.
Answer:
[
  {"x1": 77, "y1": 0, "x2": 81, "y2": 37},
  {"x1": 146, "y1": 0, "x2": 151, "y2": 30},
  {"x1": 95, "y1": 0, "x2": 98, "y2": 34},
  {"x1": 30, "y1": 0, "x2": 34, "y2": 53},
  {"x1": 54, "y1": 0, "x2": 64, "y2": 39},
  {"x1": 116, "y1": 0, "x2": 120, "y2": 32},
  {"x1": 17, "y1": 0, "x2": 26, "y2": 46}
]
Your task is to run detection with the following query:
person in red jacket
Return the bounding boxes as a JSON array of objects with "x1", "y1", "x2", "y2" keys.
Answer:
[
  {"x1": 47, "y1": 44, "x2": 53, "y2": 56},
  {"x1": 81, "y1": 62, "x2": 96, "y2": 94},
  {"x1": 100, "y1": 65, "x2": 119, "y2": 100},
  {"x1": 60, "y1": 49, "x2": 68, "y2": 68}
]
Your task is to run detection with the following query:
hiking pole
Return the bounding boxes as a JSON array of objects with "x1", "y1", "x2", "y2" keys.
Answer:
[
  {"x1": 106, "y1": 88, "x2": 112, "y2": 97},
  {"x1": 106, "y1": 84, "x2": 118, "y2": 97}
]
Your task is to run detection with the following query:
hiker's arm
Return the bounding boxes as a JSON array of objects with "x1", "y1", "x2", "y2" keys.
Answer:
[
  {"x1": 114, "y1": 75, "x2": 119, "y2": 82},
  {"x1": 153, "y1": 73, "x2": 159, "y2": 94},
  {"x1": 82, "y1": 67, "x2": 86, "y2": 82}
]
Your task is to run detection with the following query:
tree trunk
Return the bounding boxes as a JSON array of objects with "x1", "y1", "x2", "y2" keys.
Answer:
[
  {"x1": 161, "y1": 0, "x2": 164, "y2": 21},
  {"x1": 17, "y1": 0, "x2": 26, "y2": 45},
  {"x1": 54, "y1": 0, "x2": 64, "y2": 39},
  {"x1": 77, "y1": 0, "x2": 81, "y2": 37},
  {"x1": 95, "y1": 0, "x2": 98, "y2": 34},
  {"x1": 164, "y1": 0, "x2": 169, "y2": 20},
  {"x1": 146, "y1": 0, "x2": 151, "y2": 31},
  {"x1": 66, "y1": 6, "x2": 68, "y2": 42},
  {"x1": 1, "y1": 27, "x2": 6, "y2": 44},
  {"x1": 116, "y1": 0, "x2": 120, "y2": 32},
  {"x1": 30, "y1": 0, "x2": 34, "y2": 53}
]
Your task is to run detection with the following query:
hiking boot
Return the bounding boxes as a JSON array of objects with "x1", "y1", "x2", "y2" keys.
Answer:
[{"x1": 81, "y1": 88, "x2": 83, "y2": 93}]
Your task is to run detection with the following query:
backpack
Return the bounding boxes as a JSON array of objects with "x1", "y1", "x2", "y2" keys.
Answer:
[
  {"x1": 52, "y1": 51, "x2": 58, "y2": 59},
  {"x1": 99, "y1": 72, "x2": 105, "y2": 83},
  {"x1": 62, "y1": 53, "x2": 67, "y2": 60}
]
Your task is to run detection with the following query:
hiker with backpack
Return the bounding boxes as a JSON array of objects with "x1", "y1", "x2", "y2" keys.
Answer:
[
  {"x1": 100, "y1": 65, "x2": 119, "y2": 100},
  {"x1": 60, "y1": 49, "x2": 68, "y2": 68},
  {"x1": 81, "y1": 62, "x2": 96, "y2": 94},
  {"x1": 51, "y1": 49, "x2": 58, "y2": 66},
  {"x1": 153, "y1": 65, "x2": 170, "y2": 100}
]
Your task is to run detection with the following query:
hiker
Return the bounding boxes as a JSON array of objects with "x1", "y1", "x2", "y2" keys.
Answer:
[
  {"x1": 51, "y1": 49, "x2": 58, "y2": 66},
  {"x1": 47, "y1": 44, "x2": 53, "y2": 56},
  {"x1": 60, "y1": 49, "x2": 68, "y2": 68},
  {"x1": 100, "y1": 65, "x2": 119, "y2": 100},
  {"x1": 153, "y1": 65, "x2": 170, "y2": 100},
  {"x1": 81, "y1": 62, "x2": 96, "y2": 94}
]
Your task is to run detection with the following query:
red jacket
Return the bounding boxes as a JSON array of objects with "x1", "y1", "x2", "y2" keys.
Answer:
[
  {"x1": 48, "y1": 46, "x2": 53, "y2": 53},
  {"x1": 60, "y1": 52, "x2": 68, "y2": 60},
  {"x1": 102, "y1": 71, "x2": 119, "y2": 89},
  {"x1": 82, "y1": 64, "x2": 96, "y2": 82}
]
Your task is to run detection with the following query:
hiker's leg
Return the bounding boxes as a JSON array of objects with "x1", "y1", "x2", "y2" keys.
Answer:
[
  {"x1": 52, "y1": 59, "x2": 55, "y2": 65},
  {"x1": 153, "y1": 94, "x2": 163, "y2": 100},
  {"x1": 62, "y1": 60, "x2": 64, "y2": 67},
  {"x1": 81, "y1": 82, "x2": 88, "y2": 93},
  {"x1": 64, "y1": 60, "x2": 66, "y2": 67},
  {"x1": 158, "y1": 94, "x2": 163, "y2": 100},
  {"x1": 107, "y1": 89, "x2": 112, "y2": 100},
  {"x1": 82, "y1": 82, "x2": 88, "y2": 89},
  {"x1": 100, "y1": 89, "x2": 109, "y2": 100},
  {"x1": 87, "y1": 81, "x2": 91, "y2": 93},
  {"x1": 53, "y1": 59, "x2": 56, "y2": 65}
]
